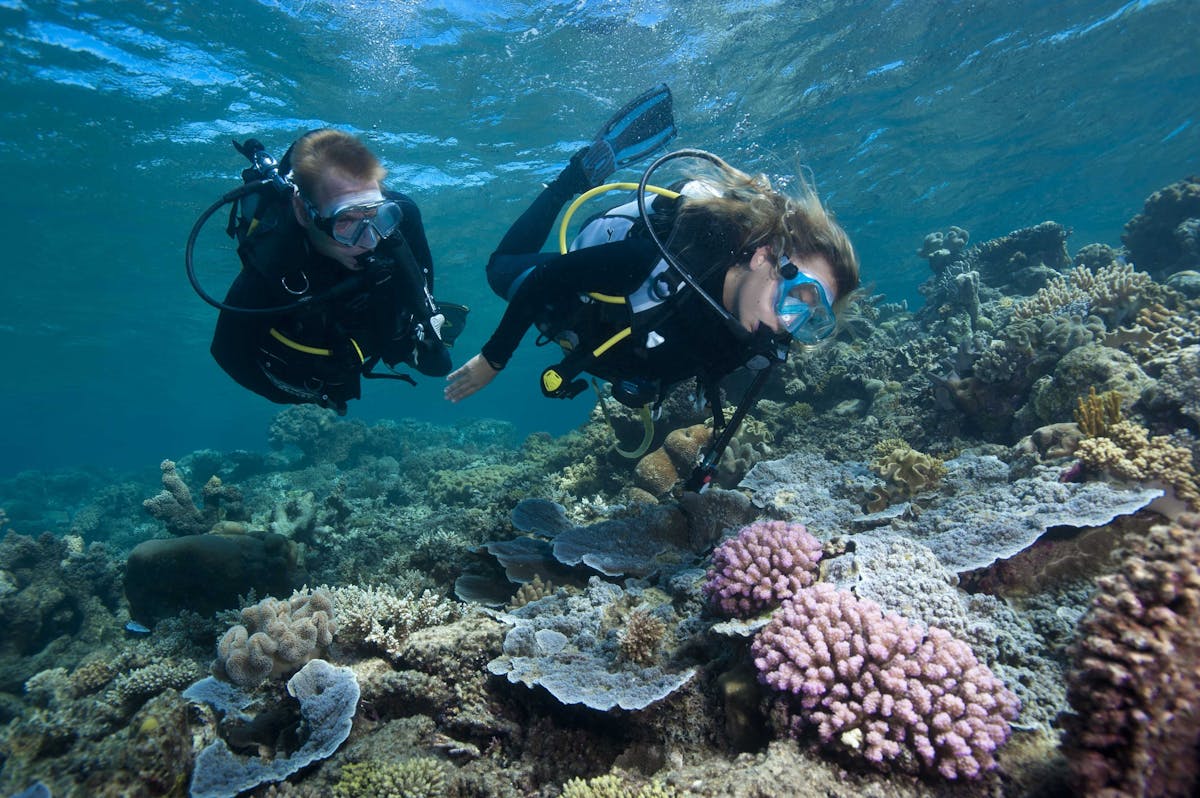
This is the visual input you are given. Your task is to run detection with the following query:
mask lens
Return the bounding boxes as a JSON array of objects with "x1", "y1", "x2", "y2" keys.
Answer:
[
  {"x1": 776, "y1": 263, "x2": 836, "y2": 343},
  {"x1": 324, "y1": 200, "x2": 403, "y2": 247}
]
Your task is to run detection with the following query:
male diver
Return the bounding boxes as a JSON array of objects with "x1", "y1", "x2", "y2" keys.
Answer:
[{"x1": 201, "y1": 128, "x2": 462, "y2": 414}]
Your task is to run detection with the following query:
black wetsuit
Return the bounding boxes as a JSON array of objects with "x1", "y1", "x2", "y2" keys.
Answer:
[
  {"x1": 211, "y1": 190, "x2": 450, "y2": 413},
  {"x1": 482, "y1": 165, "x2": 752, "y2": 404}
]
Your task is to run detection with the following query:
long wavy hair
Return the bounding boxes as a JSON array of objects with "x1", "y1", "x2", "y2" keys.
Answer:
[{"x1": 671, "y1": 158, "x2": 860, "y2": 309}]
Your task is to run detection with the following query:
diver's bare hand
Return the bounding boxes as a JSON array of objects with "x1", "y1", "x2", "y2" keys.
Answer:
[{"x1": 444, "y1": 354, "x2": 499, "y2": 403}]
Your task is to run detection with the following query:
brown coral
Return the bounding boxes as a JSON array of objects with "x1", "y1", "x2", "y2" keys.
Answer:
[
  {"x1": 1074, "y1": 386, "x2": 1123, "y2": 438},
  {"x1": 663, "y1": 423, "x2": 712, "y2": 471},
  {"x1": 870, "y1": 441, "x2": 947, "y2": 500},
  {"x1": 619, "y1": 610, "x2": 666, "y2": 666},
  {"x1": 1061, "y1": 514, "x2": 1200, "y2": 797},
  {"x1": 634, "y1": 448, "x2": 678, "y2": 496},
  {"x1": 1076, "y1": 419, "x2": 1200, "y2": 513}
]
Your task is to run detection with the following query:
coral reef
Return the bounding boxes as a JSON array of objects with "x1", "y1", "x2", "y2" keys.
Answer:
[
  {"x1": 752, "y1": 583, "x2": 1020, "y2": 779},
  {"x1": 1060, "y1": 514, "x2": 1200, "y2": 797},
  {"x1": 702, "y1": 520, "x2": 823, "y2": 618}
]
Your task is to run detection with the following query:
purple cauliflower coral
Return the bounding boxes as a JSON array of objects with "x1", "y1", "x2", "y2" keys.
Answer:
[
  {"x1": 703, "y1": 519, "x2": 823, "y2": 618},
  {"x1": 751, "y1": 583, "x2": 1020, "y2": 779}
]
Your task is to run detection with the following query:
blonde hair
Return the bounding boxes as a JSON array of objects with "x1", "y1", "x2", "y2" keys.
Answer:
[
  {"x1": 289, "y1": 129, "x2": 386, "y2": 199},
  {"x1": 673, "y1": 159, "x2": 860, "y2": 307}
]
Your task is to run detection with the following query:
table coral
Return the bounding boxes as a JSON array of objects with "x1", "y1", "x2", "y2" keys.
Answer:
[
  {"x1": 751, "y1": 583, "x2": 1020, "y2": 779},
  {"x1": 1061, "y1": 514, "x2": 1200, "y2": 797}
]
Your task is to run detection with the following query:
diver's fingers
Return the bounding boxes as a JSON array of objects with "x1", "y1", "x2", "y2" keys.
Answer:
[{"x1": 444, "y1": 354, "x2": 496, "y2": 402}]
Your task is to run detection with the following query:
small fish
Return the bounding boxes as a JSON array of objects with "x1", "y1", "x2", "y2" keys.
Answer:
[{"x1": 124, "y1": 620, "x2": 151, "y2": 635}]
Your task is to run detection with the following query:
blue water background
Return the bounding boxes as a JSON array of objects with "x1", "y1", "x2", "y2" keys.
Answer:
[{"x1": 0, "y1": 0, "x2": 1196, "y2": 476}]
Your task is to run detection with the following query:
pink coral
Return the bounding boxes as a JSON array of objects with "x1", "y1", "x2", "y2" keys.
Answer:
[
  {"x1": 703, "y1": 520, "x2": 823, "y2": 618},
  {"x1": 751, "y1": 583, "x2": 1020, "y2": 779},
  {"x1": 1061, "y1": 513, "x2": 1200, "y2": 797}
]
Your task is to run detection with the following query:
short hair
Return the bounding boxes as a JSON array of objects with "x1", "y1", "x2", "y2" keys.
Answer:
[{"x1": 289, "y1": 129, "x2": 386, "y2": 199}]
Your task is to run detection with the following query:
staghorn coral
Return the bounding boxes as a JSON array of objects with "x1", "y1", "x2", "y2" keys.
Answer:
[
  {"x1": 214, "y1": 589, "x2": 335, "y2": 688},
  {"x1": 703, "y1": 520, "x2": 823, "y2": 618},
  {"x1": 1076, "y1": 419, "x2": 1200, "y2": 513},
  {"x1": 752, "y1": 583, "x2": 1020, "y2": 779},
  {"x1": 332, "y1": 757, "x2": 447, "y2": 798},
  {"x1": 1060, "y1": 513, "x2": 1200, "y2": 797},
  {"x1": 325, "y1": 584, "x2": 463, "y2": 661}
]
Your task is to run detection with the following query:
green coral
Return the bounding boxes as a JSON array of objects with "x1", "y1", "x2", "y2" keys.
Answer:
[{"x1": 333, "y1": 757, "x2": 448, "y2": 798}]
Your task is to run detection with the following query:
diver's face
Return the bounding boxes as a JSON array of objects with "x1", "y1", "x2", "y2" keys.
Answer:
[
  {"x1": 725, "y1": 247, "x2": 838, "y2": 336},
  {"x1": 293, "y1": 171, "x2": 384, "y2": 270}
]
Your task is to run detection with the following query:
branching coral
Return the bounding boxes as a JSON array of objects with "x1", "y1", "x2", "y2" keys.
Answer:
[
  {"x1": 618, "y1": 610, "x2": 667, "y2": 667},
  {"x1": 1061, "y1": 514, "x2": 1200, "y2": 797},
  {"x1": 1012, "y1": 261, "x2": 1152, "y2": 325},
  {"x1": 703, "y1": 520, "x2": 823, "y2": 618},
  {"x1": 752, "y1": 583, "x2": 1020, "y2": 779},
  {"x1": 1076, "y1": 419, "x2": 1200, "y2": 513},
  {"x1": 333, "y1": 757, "x2": 447, "y2": 798},
  {"x1": 324, "y1": 584, "x2": 462, "y2": 661},
  {"x1": 1073, "y1": 387, "x2": 1123, "y2": 437}
]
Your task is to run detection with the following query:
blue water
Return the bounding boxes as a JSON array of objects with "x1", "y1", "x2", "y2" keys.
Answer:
[{"x1": 0, "y1": 0, "x2": 1196, "y2": 476}]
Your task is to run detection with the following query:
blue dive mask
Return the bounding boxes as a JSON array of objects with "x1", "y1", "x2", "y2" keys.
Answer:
[
  {"x1": 307, "y1": 197, "x2": 402, "y2": 248},
  {"x1": 776, "y1": 255, "x2": 837, "y2": 343}
]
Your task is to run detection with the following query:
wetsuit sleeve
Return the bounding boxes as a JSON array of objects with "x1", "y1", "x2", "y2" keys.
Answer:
[{"x1": 479, "y1": 237, "x2": 660, "y2": 369}]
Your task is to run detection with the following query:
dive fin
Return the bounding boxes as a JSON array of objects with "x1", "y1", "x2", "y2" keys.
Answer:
[
  {"x1": 580, "y1": 84, "x2": 678, "y2": 185},
  {"x1": 435, "y1": 301, "x2": 470, "y2": 346}
]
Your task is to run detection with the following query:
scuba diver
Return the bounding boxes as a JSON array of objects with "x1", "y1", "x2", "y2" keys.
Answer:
[
  {"x1": 444, "y1": 85, "x2": 860, "y2": 490},
  {"x1": 194, "y1": 128, "x2": 465, "y2": 415}
]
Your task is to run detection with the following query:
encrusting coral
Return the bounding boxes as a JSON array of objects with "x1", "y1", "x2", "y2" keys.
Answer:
[
  {"x1": 1060, "y1": 513, "x2": 1200, "y2": 797},
  {"x1": 751, "y1": 582, "x2": 1020, "y2": 779},
  {"x1": 703, "y1": 520, "x2": 823, "y2": 618}
]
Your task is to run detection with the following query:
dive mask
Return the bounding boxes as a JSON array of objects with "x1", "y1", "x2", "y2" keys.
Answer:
[
  {"x1": 776, "y1": 255, "x2": 837, "y2": 343},
  {"x1": 306, "y1": 195, "x2": 402, "y2": 248}
]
